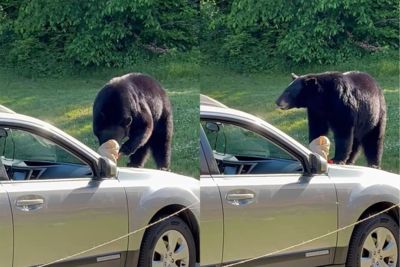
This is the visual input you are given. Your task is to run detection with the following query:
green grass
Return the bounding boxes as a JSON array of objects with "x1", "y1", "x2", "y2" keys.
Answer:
[
  {"x1": 200, "y1": 54, "x2": 400, "y2": 174},
  {"x1": 0, "y1": 59, "x2": 199, "y2": 177}
]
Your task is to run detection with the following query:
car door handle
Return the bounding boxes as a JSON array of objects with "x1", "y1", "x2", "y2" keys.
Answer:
[
  {"x1": 226, "y1": 193, "x2": 255, "y2": 201},
  {"x1": 15, "y1": 197, "x2": 45, "y2": 211}
]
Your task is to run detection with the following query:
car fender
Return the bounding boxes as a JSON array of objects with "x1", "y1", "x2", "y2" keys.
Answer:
[
  {"x1": 117, "y1": 168, "x2": 199, "y2": 252},
  {"x1": 330, "y1": 166, "x2": 400, "y2": 264}
]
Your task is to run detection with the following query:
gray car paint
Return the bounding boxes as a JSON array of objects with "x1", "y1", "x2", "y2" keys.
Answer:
[
  {"x1": 0, "y1": 185, "x2": 13, "y2": 267},
  {"x1": 329, "y1": 165, "x2": 400, "y2": 264},
  {"x1": 200, "y1": 103, "x2": 400, "y2": 267},
  {"x1": 200, "y1": 176, "x2": 224, "y2": 265},
  {"x1": 2, "y1": 178, "x2": 128, "y2": 267},
  {"x1": 117, "y1": 167, "x2": 200, "y2": 253},
  {"x1": 214, "y1": 173, "x2": 337, "y2": 264}
]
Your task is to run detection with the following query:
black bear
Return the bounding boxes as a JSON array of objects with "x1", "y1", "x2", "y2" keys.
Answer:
[
  {"x1": 93, "y1": 73, "x2": 173, "y2": 170},
  {"x1": 276, "y1": 71, "x2": 386, "y2": 168}
]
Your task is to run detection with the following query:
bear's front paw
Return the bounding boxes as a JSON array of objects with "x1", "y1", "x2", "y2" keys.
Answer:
[
  {"x1": 368, "y1": 164, "x2": 381, "y2": 169},
  {"x1": 332, "y1": 159, "x2": 346, "y2": 165},
  {"x1": 119, "y1": 144, "x2": 133, "y2": 156}
]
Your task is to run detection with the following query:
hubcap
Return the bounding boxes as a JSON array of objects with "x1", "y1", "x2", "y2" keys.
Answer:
[
  {"x1": 152, "y1": 230, "x2": 190, "y2": 267},
  {"x1": 360, "y1": 227, "x2": 398, "y2": 267}
]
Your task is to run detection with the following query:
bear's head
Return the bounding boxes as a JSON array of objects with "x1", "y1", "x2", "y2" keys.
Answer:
[
  {"x1": 94, "y1": 113, "x2": 132, "y2": 146},
  {"x1": 276, "y1": 73, "x2": 321, "y2": 110}
]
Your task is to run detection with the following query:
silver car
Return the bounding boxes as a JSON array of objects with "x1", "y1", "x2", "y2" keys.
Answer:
[
  {"x1": 200, "y1": 95, "x2": 399, "y2": 267},
  {"x1": 0, "y1": 105, "x2": 199, "y2": 267}
]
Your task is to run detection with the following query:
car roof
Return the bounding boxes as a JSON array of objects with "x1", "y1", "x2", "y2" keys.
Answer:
[
  {"x1": 200, "y1": 94, "x2": 228, "y2": 108},
  {"x1": 200, "y1": 96, "x2": 264, "y2": 123},
  {"x1": 0, "y1": 105, "x2": 16, "y2": 114}
]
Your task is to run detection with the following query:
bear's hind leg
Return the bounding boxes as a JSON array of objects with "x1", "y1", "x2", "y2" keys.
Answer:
[
  {"x1": 150, "y1": 116, "x2": 173, "y2": 171},
  {"x1": 346, "y1": 138, "x2": 361, "y2": 165},
  {"x1": 127, "y1": 143, "x2": 150, "y2": 168},
  {"x1": 361, "y1": 121, "x2": 385, "y2": 168},
  {"x1": 332, "y1": 128, "x2": 354, "y2": 164}
]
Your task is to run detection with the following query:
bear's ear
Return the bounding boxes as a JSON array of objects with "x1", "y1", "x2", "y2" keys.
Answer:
[
  {"x1": 304, "y1": 77, "x2": 318, "y2": 86},
  {"x1": 123, "y1": 117, "x2": 133, "y2": 127},
  {"x1": 291, "y1": 73, "x2": 299, "y2": 80}
]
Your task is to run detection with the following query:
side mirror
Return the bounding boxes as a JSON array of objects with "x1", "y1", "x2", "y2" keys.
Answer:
[
  {"x1": 309, "y1": 153, "x2": 327, "y2": 174},
  {"x1": 97, "y1": 157, "x2": 117, "y2": 179},
  {"x1": 205, "y1": 122, "x2": 220, "y2": 132},
  {"x1": 0, "y1": 128, "x2": 8, "y2": 138}
]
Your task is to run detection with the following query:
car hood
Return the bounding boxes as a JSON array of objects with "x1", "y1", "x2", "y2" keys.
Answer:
[
  {"x1": 328, "y1": 164, "x2": 400, "y2": 188},
  {"x1": 116, "y1": 167, "x2": 199, "y2": 194}
]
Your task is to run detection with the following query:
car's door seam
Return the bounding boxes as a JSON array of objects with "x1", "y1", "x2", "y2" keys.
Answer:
[
  {"x1": 120, "y1": 177, "x2": 130, "y2": 267},
  {"x1": 210, "y1": 174, "x2": 226, "y2": 265},
  {"x1": 331, "y1": 174, "x2": 341, "y2": 265},
  {"x1": 2, "y1": 183, "x2": 15, "y2": 267}
]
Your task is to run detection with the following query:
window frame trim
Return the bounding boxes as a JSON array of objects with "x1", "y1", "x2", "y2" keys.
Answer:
[
  {"x1": 0, "y1": 122, "x2": 100, "y2": 181},
  {"x1": 200, "y1": 115, "x2": 312, "y2": 176}
]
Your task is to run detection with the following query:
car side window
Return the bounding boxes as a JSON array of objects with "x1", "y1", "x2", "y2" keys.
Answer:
[
  {"x1": 201, "y1": 120, "x2": 303, "y2": 175},
  {"x1": 0, "y1": 128, "x2": 93, "y2": 180}
]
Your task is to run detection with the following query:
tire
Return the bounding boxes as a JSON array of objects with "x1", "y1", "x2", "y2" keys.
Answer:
[
  {"x1": 346, "y1": 213, "x2": 399, "y2": 267},
  {"x1": 138, "y1": 216, "x2": 196, "y2": 267}
]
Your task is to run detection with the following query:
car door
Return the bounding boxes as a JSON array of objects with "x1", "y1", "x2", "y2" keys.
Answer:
[
  {"x1": 200, "y1": 127, "x2": 224, "y2": 266},
  {"x1": 0, "y1": 183, "x2": 13, "y2": 267},
  {"x1": 0, "y1": 126, "x2": 128, "y2": 267},
  {"x1": 201, "y1": 119, "x2": 338, "y2": 266}
]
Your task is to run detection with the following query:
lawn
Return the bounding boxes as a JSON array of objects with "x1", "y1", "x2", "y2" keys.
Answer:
[
  {"x1": 0, "y1": 59, "x2": 200, "y2": 177},
  {"x1": 200, "y1": 54, "x2": 400, "y2": 174}
]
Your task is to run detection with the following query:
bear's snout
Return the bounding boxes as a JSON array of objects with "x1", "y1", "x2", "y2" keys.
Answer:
[{"x1": 275, "y1": 95, "x2": 290, "y2": 110}]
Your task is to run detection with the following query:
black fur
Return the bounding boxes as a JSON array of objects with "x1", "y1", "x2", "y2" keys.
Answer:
[
  {"x1": 276, "y1": 71, "x2": 386, "y2": 168},
  {"x1": 93, "y1": 73, "x2": 173, "y2": 169}
]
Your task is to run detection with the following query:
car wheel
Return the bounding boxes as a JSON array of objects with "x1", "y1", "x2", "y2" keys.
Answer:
[
  {"x1": 346, "y1": 213, "x2": 399, "y2": 267},
  {"x1": 138, "y1": 216, "x2": 196, "y2": 267}
]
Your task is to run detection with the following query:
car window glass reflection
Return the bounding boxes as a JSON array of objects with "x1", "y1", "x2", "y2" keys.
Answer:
[
  {"x1": 0, "y1": 128, "x2": 92, "y2": 180},
  {"x1": 201, "y1": 121, "x2": 303, "y2": 175}
]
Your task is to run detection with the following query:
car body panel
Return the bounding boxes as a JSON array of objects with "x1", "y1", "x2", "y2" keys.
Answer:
[
  {"x1": 117, "y1": 168, "x2": 200, "y2": 252},
  {"x1": 200, "y1": 95, "x2": 228, "y2": 108},
  {"x1": 327, "y1": 165, "x2": 400, "y2": 264},
  {"x1": 200, "y1": 176, "x2": 224, "y2": 265},
  {"x1": 1, "y1": 178, "x2": 128, "y2": 267},
  {"x1": 0, "y1": 185, "x2": 13, "y2": 267},
  {"x1": 0, "y1": 105, "x2": 16, "y2": 114},
  {"x1": 214, "y1": 173, "x2": 337, "y2": 265},
  {"x1": 200, "y1": 127, "x2": 224, "y2": 265}
]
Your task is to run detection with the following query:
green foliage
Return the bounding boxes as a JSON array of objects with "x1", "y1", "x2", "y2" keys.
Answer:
[
  {"x1": 201, "y1": 0, "x2": 399, "y2": 71},
  {"x1": 0, "y1": 0, "x2": 198, "y2": 71},
  {"x1": 1, "y1": 0, "x2": 398, "y2": 73}
]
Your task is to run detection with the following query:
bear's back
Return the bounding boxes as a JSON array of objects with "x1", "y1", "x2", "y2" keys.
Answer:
[
  {"x1": 342, "y1": 71, "x2": 382, "y2": 96},
  {"x1": 341, "y1": 71, "x2": 385, "y2": 135},
  {"x1": 94, "y1": 73, "x2": 171, "y2": 122}
]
